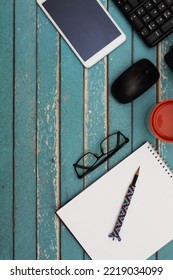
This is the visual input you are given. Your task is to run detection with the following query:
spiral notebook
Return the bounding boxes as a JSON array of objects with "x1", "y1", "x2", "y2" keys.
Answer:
[{"x1": 57, "y1": 142, "x2": 173, "y2": 259}]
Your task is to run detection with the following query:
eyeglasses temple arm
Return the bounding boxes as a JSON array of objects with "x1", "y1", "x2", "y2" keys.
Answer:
[{"x1": 73, "y1": 163, "x2": 90, "y2": 170}]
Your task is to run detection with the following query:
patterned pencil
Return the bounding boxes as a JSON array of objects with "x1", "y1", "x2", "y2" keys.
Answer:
[{"x1": 109, "y1": 167, "x2": 140, "y2": 241}]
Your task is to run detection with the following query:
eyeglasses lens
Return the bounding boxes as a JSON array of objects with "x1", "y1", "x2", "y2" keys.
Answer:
[
  {"x1": 76, "y1": 153, "x2": 97, "y2": 177},
  {"x1": 101, "y1": 133, "x2": 126, "y2": 154}
]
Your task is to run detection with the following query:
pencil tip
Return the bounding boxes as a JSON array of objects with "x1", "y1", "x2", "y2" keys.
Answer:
[{"x1": 136, "y1": 167, "x2": 140, "y2": 175}]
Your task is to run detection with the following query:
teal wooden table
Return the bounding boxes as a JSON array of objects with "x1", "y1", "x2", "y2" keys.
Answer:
[{"x1": 1, "y1": 0, "x2": 173, "y2": 260}]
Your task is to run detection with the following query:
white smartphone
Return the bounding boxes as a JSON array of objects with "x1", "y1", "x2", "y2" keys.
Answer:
[{"x1": 37, "y1": 0, "x2": 126, "y2": 68}]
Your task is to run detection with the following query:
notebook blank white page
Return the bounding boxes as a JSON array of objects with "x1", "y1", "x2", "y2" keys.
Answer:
[{"x1": 57, "y1": 142, "x2": 173, "y2": 259}]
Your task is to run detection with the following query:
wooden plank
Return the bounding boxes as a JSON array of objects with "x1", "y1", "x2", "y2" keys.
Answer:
[
  {"x1": 84, "y1": 59, "x2": 108, "y2": 185},
  {"x1": 37, "y1": 8, "x2": 59, "y2": 259},
  {"x1": 37, "y1": 7, "x2": 59, "y2": 260},
  {"x1": 0, "y1": 0, "x2": 14, "y2": 260},
  {"x1": 60, "y1": 40, "x2": 84, "y2": 259},
  {"x1": 157, "y1": 34, "x2": 173, "y2": 260},
  {"x1": 14, "y1": 0, "x2": 37, "y2": 259}
]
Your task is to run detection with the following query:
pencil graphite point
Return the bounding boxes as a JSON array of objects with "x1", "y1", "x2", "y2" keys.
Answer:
[{"x1": 136, "y1": 167, "x2": 140, "y2": 176}]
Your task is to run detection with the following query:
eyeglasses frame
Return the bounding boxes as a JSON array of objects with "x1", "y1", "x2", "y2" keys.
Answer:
[{"x1": 73, "y1": 131, "x2": 129, "y2": 179}]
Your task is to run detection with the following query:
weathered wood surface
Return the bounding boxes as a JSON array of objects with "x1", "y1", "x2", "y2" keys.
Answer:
[{"x1": 0, "y1": 0, "x2": 173, "y2": 259}]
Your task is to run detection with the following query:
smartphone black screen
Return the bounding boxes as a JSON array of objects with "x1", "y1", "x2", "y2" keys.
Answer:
[{"x1": 43, "y1": 0, "x2": 121, "y2": 61}]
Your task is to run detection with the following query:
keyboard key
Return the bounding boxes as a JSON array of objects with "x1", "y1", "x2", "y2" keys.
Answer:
[
  {"x1": 158, "y1": 3, "x2": 166, "y2": 12},
  {"x1": 123, "y1": 4, "x2": 132, "y2": 13},
  {"x1": 148, "y1": 22, "x2": 157, "y2": 31},
  {"x1": 161, "y1": 18, "x2": 173, "y2": 32},
  {"x1": 156, "y1": 16, "x2": 164, "y2": 25},
  {"x1": 117, "y1": 0, "x2": 125, "y2": 6},
  {"x1": 145, "y1": 1, "x2": 153, "y2": 10},
  {"x1": 130, "y1": 14, "x2": 143, "y2": 29},
  {"x1": 141, "y1": 28, "x2": 149, "y2": 36},
  {"x1": 143, "y1": 15, "x2": 151, "y2": 23},
  {"x1": 152, "y1": 0, "x2": 161, "y2": 4},
  {"x1": 145, "y1": 30, "x2": 162, "y2": 44},
  {"x1": 137, "y1": 7, "x2": 145, "y2": 16},
  {"x1": 163, "y1": 10, "x2": 172, "y2": 19},
  {"x1": 165, "y1": 0, "x2": 173, "y2": 6},
  {"x1": 150, "y1": 8, "x2": 159, "y2": 18},
  {"x1": 128, "y1": 0, "x2": 139, "y2": 7}
]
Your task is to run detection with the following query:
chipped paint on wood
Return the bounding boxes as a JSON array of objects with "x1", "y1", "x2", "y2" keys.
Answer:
[{"x1": 37, "y1": 5, "x2": 59, "y2": 259}]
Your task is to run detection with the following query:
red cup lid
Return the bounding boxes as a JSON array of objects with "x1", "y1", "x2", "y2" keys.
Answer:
[{"x1": 150, "y1": 100, "x2": 173, "y2": 142}]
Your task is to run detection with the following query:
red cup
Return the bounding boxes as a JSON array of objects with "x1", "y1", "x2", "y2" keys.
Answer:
[{"x1": 149, "y1": 100, "x2": 173, "y2": 143}]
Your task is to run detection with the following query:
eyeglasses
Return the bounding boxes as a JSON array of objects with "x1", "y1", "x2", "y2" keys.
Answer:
[{"x1": 73, "y1": 131, "x2": 129, "y2": 179}]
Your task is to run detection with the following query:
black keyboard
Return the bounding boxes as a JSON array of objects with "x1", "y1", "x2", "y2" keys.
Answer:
[{"x1": 113, "y1": 0, "x2": 173, "y2": 46}]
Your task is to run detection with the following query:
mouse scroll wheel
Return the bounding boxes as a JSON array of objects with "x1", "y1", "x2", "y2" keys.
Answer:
[{"x1": 145, "y1": 69, "x2": 149, "y2": 74}]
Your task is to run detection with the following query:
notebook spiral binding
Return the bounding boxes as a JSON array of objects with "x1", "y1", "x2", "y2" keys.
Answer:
[{"x1": 147, "y1": 142, "x2": 173, "y2": 179}]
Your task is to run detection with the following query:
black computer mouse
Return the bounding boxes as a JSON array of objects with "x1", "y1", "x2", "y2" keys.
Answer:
[{"x1": 111, "y1": 59, "x2": 160, "y2": 103}]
